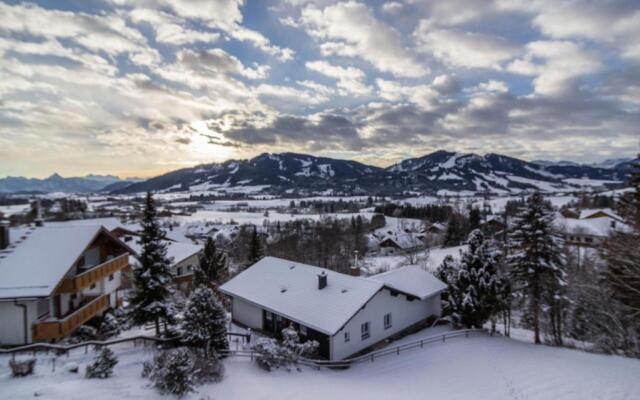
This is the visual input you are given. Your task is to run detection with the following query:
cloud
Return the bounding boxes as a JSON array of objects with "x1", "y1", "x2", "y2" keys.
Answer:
[
  {"x1": 129, "y1": 8, "x2": 220, "y2": 45},
  {"x1": 507, "y1": 40, "x2": 602, "y2": 96},
  {"x1": 305, "y1": 60, "x2": 371, "y2": 96},
  {"x1": 299, "y1": 1, "x2": 427, "y2": 77},
  {"x1": 414, "y1": 23, "x2": 520, "y2": 69}
]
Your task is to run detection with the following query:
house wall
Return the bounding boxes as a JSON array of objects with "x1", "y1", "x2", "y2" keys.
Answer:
[
  {"x1": 330, "y1": 289, "x2": 441, "y2": 360},
  {"x1": 0, "y1": 300, "x2": 38, "y2": 346},
  {"x1": 174, "y1": 253, "x2": 199, "y2": 277},
  {"x1": 231, "y1": 297, "x2": 263, "y2": 330}
]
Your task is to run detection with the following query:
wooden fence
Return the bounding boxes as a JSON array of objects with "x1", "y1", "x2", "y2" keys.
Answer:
[{"x1": 1, "y1": 329, "x2": 485, "y2": 369}]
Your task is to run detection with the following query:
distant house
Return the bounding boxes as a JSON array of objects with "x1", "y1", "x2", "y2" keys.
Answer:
[
  {"x1": 122, "y1": 235, "x2": 203, "y2": 293},
  {"x1": 0, "y1": 222, "x2": 132, "y2": 345},
  {"x1": 578, "y1": 208, "x2": 623, "y2": 222},
  {"x1": 555, "y1": 215, "x2": 630, "y2": 248},
  {"x1": 479, "y1": 216, "x2": 506, "y2": 236},
  {"x1": 378, "y1": 233, "x2": 422, "y2": 254},
  {"x1": 424, "y1": 222, "x2": 446, "y2": 234},
  {"x1": 219, "y1": 257, "x2": 445, "y2": 360}
]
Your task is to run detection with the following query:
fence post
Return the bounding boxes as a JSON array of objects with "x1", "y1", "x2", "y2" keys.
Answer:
[
  {"x1": 420, "y1": 339, "x2": 423, "y2": 348},
  {"x1": 442, "y1": 335, "x2": 445, "y2": 343},
  {"x1": 397, "y1": 347, "x2": 400, "y2": 355}
]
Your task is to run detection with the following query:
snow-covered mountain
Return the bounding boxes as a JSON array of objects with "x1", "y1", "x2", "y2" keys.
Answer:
[
  {"x1": 0, "y1": 173, "x2": 133, "y2": 193},
  {"x1": 115, "y1": 151, "x2": 634, "y2": 195}
]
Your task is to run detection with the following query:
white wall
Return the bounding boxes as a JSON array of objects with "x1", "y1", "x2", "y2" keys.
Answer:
[
  {"x1": 0, "y1": 300, "x2": 37, "y2": 346},
  {"x1": 232, "y1": 297, "x2": 263, "y2": 330},
  {"x1": 330, "y1": 289, "x2": 441, "y2": 360}
]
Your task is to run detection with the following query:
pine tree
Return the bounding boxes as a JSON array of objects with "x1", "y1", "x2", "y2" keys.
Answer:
[
  {"x1": 437, "y1": 230, "x2": 504, "y2": 328},
  {"x1": 85, "y1": 347, "x2": 118, "y2": 379},
  {"x1": 194, "y1": 237, "x2": 227, "y2": 288},
  {"x1": 128, "y1": 192, "x2": 175, "y2": 336},
  {"x1": 444, "y1": 215, "x2": 463, "y2": 246},
  {"x1": 248, "y1": 225, "x2": 263, "y2": 266},
  {"x1": 181, "y1": 287, "x2": 229, "y2": 358},
  {"x1": 507, "y1": 192, "x2": 566, "y2": 344},
  {"x1": 601, "y1": 155, "x2": 640, "y2": 323}
]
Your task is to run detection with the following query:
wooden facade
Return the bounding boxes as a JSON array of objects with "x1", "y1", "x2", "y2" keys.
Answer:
[
  {"x1": 56, "y1": 254, "x2": 129, "y2": 293},
  {"x1": 32, "y1": 294, "x2": 110, "y2": 341}
]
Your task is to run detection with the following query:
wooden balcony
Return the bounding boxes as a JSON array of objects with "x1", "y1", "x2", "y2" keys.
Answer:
[
  {"x1": 32, "y1": 294, "x2": 109, "y2": 341},
  {"x1": 57, "y1": 253, "x2": 129, "y2": 293}
]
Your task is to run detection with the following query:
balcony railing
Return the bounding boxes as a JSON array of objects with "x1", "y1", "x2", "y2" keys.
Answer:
[
  {"x1": 32, "y1": 294, "x2": 109, "y2": 341},
  {"x1": 57, "y1": 253, "x2": 129, "y2": 293}
]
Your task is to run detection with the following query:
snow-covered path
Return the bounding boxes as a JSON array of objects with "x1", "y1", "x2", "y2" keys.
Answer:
[{"x1": 2, "y1": 333, "x2": 639, "y2": 399}]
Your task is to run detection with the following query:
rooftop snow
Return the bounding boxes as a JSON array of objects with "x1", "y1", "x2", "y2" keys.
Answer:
[
  {"x1": 0, "y1": 225, "x2": 104, "y2": 299},
  {"x1": 579, "y1": 208, "x2": 622, "y2": 221},
  {"x1": 219, "y1": 257, "x2": 383, "y2": 335},
  {"x1": 370, "y1": 265, "x2": 446, "y2": 300},
  {"x1": 127, "y1": 239, "x2": 201, "y2": 265}
]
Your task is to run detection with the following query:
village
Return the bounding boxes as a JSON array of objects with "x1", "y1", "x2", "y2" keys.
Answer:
[{"x1": 0, "y1": 176, "x2": 639, "y2": 399}]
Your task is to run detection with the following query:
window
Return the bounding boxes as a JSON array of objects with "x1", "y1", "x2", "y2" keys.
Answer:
[
  {"x1": 300, "y1": 325, "x2": 307, "y2": 336},
  {"x1": 384, "y1": 313, "x2": 392, "y2": 329},
  {"x1": 176, "y1": 267, "x2": 183, "y2": 276},
  {"x1": 90, "y1": 283, "x2": 96, "y2": 290},
  {"x1": 344, "y1": 331, "x2": 350, "y2": 342},
  {"x1": 361, "y1": 322, "x2": 370, "y2": 340},
  {"x1": 265, "y1": 311, "x2": 273, "y2": 321},
  {"x1": 108, "y1": 274, "x2": 114, "y2": 281}
]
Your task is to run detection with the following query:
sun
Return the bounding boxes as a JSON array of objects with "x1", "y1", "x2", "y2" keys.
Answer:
[{"x1": 188, "y1": 122, "x2": 235, "y2": 163}]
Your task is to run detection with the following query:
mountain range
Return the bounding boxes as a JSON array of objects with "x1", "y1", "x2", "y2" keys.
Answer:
[
  {"x1": 113, "y1": 151, "x2": 636, "y2": 196},
  {"x1": 2, "y1": 151, "x2": 635, "y2": 195},
  {"x1": 0, "y1": 174, "x2": 139, "y2": 194}
]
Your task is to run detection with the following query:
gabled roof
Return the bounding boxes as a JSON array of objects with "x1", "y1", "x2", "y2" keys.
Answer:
[
  {"x1": 219, "y1": 257, "x2": 383, "y2": 335},
  {"x1": 579, "y1": 208, "x2": 623, "y2": 221},
  {"x1": 557, "y1": 216, "x2": 631, "y2": 237},
  {"x1": 370, "y1": 265, "x2": 447, "y2": 300},
  {"x1": 127, "y1": 239, "x2": 201, "y2": 266},
  {"x1": 0, "y1": 225, "x2": 107, "y2": 299}
]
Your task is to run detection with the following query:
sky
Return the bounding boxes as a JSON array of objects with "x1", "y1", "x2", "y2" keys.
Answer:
[{"x1": 0, "y1": 0, "x2": 639, "y2": 179}]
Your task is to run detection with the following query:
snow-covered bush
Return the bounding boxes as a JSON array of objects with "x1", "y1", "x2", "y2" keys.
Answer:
[
  {"x1": 143, "y1": 348, "x2": 224, "y2": 398},
  {"x1": 64, "y1": 362, "x2": 79, "y2": 374},
  {"x1": 85, "y1": 347, "x2": 118, "y2": 379},
  {"x1": 181, "y1": 286, "x2": 228, "y2": 357},
  {"x1": 9, "y1": 359, "x2": 36, "y2": 377},
  {"x1": 97, "y1": 311, "x2": 121, "y2": 339},
  {"x1": 252, "y1": 327, "x2": 319, "y2": 372}
]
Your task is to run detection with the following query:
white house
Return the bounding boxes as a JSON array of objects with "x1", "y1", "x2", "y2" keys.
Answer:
[
  {"x1": 219, "y1": 257, "x2": 445, "y2": 360},
  {"x1": 0, "y1": 223, "x2": 132, "y2": 345}
]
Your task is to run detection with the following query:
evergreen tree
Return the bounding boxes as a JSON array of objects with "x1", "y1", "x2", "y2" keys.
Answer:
[
  {"x1": 85, "y1": 347, "x2": 118, "y2": 379},
  {"x1": 601, "y1": 155, "x2": 640, "y2": 323},
  {"x1": 437, "y1": 230, "x2": 504, "y2": 328},
  {"x1": 469, "y1": 207, "x2": 482, "y2": 231},
  {"x1": 194, "y1": 237, "x2": 227, "y2": 288},
  {"x1": 444, "y1": 215, "x2": 464, "y2": 246},
  {"x1": 248, "y1": 225, "x2": 263, "y2": 266},
  {"x1": 181, "y1": 287, "x2": 229, "y2": 358},
  {"x1": 128, "y1": 192, "x2": 175, "y2": 336},
  {"x1": 507, "y1": 192, "x2": 567, "y2": 344}
]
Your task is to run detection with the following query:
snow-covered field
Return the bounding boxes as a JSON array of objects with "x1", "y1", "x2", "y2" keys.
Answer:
[
  {"x1": 363, "y1": 246, "x2": 466, "y2": 274},
  {"x1": 2, "y1": 331, "x2": 639, "y2": 400},
  {"x1": 174, "y1": 210, "x2": 373, "y2": 225}
]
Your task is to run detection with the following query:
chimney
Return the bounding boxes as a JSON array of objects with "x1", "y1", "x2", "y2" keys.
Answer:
[
  {"x1": 0, "y1": 222, "x2": 9, "y2": 250},
  {"x1": 350, "y1": 265, "x2": 360, "y2": 277},
  {"x1": 318, "y1": 271, "x2": 327, "y2": 290}
]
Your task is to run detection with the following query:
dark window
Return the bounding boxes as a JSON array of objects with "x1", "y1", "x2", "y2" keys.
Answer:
[
  {"x1": 384, "y1": 313, "x2": 392, "y2": 329},
  {"x1": 361, "y1": 322, "x2": 370, "y2": 340},
  {"x1": 265, "y1": 311, "x2": 273, "y2": 321},
  {"x1": 344, "y1": 331, "x2": 350, "y2": 342},
  {"x1": 300, "y1": 325, "x2": 307, "y2": 336},
  {"x1": 177, "y1": 267, "x2": 183, "y2": 276},
  {"x1": 108, "y1": 274, "x2": 114, "y2": 281},
  {"x1": 90, "y1": 283, "x2": 96, "y2": 290}
]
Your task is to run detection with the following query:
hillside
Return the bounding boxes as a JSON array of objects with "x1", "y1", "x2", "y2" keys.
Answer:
[{"x1": 115, "y1": 151, "x2": 633, "y2": 195}]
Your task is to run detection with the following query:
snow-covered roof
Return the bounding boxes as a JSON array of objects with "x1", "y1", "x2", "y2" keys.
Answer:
[
  {"x1": 127, "y1": 239, "x2": 201, "y2": 266},
  {"x1": 46, "y1": 217, "x2": 124, "y2": 232},
  {"x1": 219, "y1": 257, "x2": 383, "y2": 335},
  {"x1": 370, "y1": 265, "x2": 446, "y2": 300},
  {"x1": 579, "y1": 208, "x2": 622, "y2": 221},
  {"x1": 0, "y1": 225, "x2": 105, "y2": 299},
  {"x1": 555, "y1": 216, "x2": 631, "y2": 237},
  {"x1": 380, "y1": 232, "x2": 420, "y2": 249}
]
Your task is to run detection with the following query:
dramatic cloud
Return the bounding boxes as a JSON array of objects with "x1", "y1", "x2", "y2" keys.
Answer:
[
  {"x1": 299, "y1": 1, "x2": 427, "y2": 77},
  {"x1": 1, "y1": 0, "x2": 638, "y2": 177}
]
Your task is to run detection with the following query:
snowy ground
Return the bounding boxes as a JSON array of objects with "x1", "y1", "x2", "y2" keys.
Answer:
[
  {"x1": 2, "y1": 329, "x2": 639, "y2": 400},
  {"x1": 363, "y1": 245, "x2": 466, "y2": 274}
]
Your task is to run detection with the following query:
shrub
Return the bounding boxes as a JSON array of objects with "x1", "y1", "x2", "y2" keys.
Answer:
[
  {"x1": 143, "y1": 348, "x2": 224, "y2": 398},
  {"x1": 252, "y1": 327, "x2": 319, "y2": 372},
  {"x1": 85, "y1": 348, "x2": 118, "y2": 379},
  {"x1": 9, "y1": 359, "x2": 36, "y2": 377}
]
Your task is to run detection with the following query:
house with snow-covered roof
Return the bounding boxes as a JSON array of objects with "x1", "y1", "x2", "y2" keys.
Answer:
[
  {"x1": 0, "y1": 222, "x2": 132, "y2": 345},
  {"x1": 578, "y1": 208, "x2": 623, "y2": 222},
  {"x1": 219, "y1": 257, "x2": 445, "y2": 360}
]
